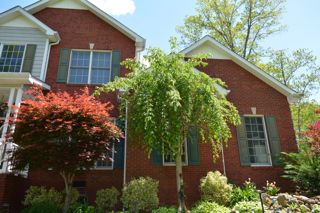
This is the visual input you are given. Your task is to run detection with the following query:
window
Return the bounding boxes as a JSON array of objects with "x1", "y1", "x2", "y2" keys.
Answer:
[
  {"x1": 0, "y1": 45, "x2": 25, "y2": 73},
  {"x1": 68, "y1": 50, "x2": 111, "y2": 84},
  {"x1": 244, "y1": 116, "x2": 272, "y2": 165},
  {"x1": 163, "y1": 141, "x2": 188, "y2": 166},
  {"x1": 94, "y1": 144, "x2": 114, "y2": 169}
]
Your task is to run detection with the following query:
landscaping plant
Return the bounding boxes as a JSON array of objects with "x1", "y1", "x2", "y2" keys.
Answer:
[
  {"x1": 199, "y1": 171, "x2": 233, "y2": 205},
  {"x1": 23, "y1": 186, "x2": 63, "y2": 207},
  {"x1": 282, "y1": 109, "x2": 320, "y2": 196},
  {"x1": 96, "y1": 187, "x2": 119, "y2": 212},
  {"x1": 95, "y1": 39, "x2": 240, "y2": 212},
  {"x1": 192, "y1": 201, "x2": 230, "y2": 213},
  {"x1": 263, "y1": 181, "x2": 280, "y2": 196},
  {"x1": 233, "y1": 201, "x2": 262, "y2": 213},
  {"x1": 229, "y1": 179, "x2": 258, "y2": 207},
  {"x1": 152, "y1": 207, "x2": 178, "y2": 213},
  {"x1": 121, "y1": 177, "x2": 159, "y2": 213},
  {"x1": 11, "y1": 87, "x2": 121, "y2": 213}
]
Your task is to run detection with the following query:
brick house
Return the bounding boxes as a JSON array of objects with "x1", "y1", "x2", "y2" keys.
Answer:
[{"x1": 0, "y1": 0, "x2": 298, "y2": 211}]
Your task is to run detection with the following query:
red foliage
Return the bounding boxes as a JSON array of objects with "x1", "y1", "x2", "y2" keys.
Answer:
[
  {"x1": 11, "y1": 87, "x2": 121, "y2": 173},
  {"x1": 302, "y1": 109, "x2": 320, "y2": 156}
]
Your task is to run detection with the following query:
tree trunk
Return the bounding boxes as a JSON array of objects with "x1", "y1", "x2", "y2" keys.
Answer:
[
  {"x1": 175, "y1": 152, "x2": 187, "y2": 212},
  {"x1": 60, "y1": 171, "x2": 75, "y2": 213}
]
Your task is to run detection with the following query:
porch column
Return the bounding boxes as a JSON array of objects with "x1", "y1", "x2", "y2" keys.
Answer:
[
  {"x1": 10, "y1": 87, "x2": 23, "y2": 133},
  {"x1": 1, "y1": 88, "x2": 15, "y2": 142}
]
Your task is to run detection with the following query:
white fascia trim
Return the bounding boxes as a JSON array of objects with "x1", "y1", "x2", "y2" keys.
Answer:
[
  {"x1": 25, "y1": 0, "x2": 145, "y2": 50},
  {"x1": 181, "y1": 35, "x2": 299, "y2": 99},
  {"x1": 0, "y1": 6, "x2": 60, "y2": 43},
  {"x1": 0, "y1": 72, "x2": 51, "y2": 90}
]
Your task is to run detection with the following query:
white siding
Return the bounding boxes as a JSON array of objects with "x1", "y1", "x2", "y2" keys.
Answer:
[{"x1": 0, "y1": 26, "x2": 47, "y2": 79}]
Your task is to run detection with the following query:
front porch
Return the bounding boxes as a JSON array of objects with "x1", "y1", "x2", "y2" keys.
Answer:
[{"x1": 0, "y1": 72, "x2": 51, "y2": 174}]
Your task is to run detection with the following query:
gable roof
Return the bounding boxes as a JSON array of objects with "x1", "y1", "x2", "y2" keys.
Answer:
[
  {"x1": 0, "y1": 6, "x2": 60, "y2": 42},
  {"x1": 181, "y1": 35, "x2": 300, "y2": 103},
  {"x1": 25, "y1": 0, "x2": 146, "y2": 51}
]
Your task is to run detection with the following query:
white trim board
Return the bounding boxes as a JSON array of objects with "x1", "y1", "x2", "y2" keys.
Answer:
[
  {"x1": 181, "y1": 35, "x2": 300, "y2": 103},
  {"x1": 24, "y1": 0, "x2": 146, "y2": 51},
  {"x1": 0, "y1": 6, "x2": 60, "y2": 43}
]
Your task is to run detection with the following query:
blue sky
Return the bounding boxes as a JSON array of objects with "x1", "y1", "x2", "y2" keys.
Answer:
[{"x1": 1, "y1": 0, "x2": 319, "y2": 102}]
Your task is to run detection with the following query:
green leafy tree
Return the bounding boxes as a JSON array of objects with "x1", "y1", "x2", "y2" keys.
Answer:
[
  {"x1": 11, "y1": 87, "x2": 121, "y2": 213},
  {"x1": 291, "y1": 102, "x2": 320, "y2": 134},
  {"x1": 95, "y1": 40, "x2": 240, "y2": 212},
  {"x1": 261, "y1": 49, "x2": 320, "y2": 138},
  {"x1": 177, "y1": 0, "x2": 286, "y2": 62}
]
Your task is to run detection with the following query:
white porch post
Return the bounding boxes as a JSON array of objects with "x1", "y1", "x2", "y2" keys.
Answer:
[
  {"x1": 1, "y1": 88, "x2": 15, "y2": 141},
  {"x1": 10, "y1": 87, "x2": 23, "y2": 133}
]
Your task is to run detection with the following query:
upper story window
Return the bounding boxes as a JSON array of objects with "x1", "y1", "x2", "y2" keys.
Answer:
[
  {"x1": 0, "y1": 45, "x2": 25, "y2": 73},
  {"x1": 94, "y1": 144, "x2": 114, "y2": 170},
  {"x1": 244, "y1": 116, "x2": 272, "y2": 166},
  {"x1": 68, "y1": 50, "x2": 111, "y2": 84}
]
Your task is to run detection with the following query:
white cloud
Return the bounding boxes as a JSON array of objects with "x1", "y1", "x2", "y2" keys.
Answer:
[{"x1": 90, "y1": 0, "x2": 136, "y2": 16}]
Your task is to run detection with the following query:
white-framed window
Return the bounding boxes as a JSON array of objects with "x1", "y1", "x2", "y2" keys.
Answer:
[
  {"x1": 68, "y1": 50, "x2": 112, "y2": 84},
  {"x1": 94, "y1": 144, "x2": 114, "y2": 170},
  {"x1": 163, "y1": 141, "x2": 188, "y2": 166},
  {"x1": 244, "y1": 115, "x2": 272, "y2": 166},
  {"x1": 0, "y1": 44, "x2": 26, "y2": 73}
]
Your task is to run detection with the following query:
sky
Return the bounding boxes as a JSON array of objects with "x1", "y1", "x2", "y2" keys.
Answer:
[{"x1": 1, "y1": 0, "x2": 319, "y2": 102}]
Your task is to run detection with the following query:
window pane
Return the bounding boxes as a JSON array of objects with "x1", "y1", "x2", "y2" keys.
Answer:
[
  {"x1": 244, "y1": 117, "x2": 270, "y2": 165},
  {"x1": 69, "y1": 51, "x2": 90, "y2": 84},
  {"x1": 0, "y1": 45, "x2": 25, "y2": 73},
  {"x1": 96, "y1": 144, "x2": 113, "y2": 169},
  {"x1": 163, "y1": 143, "x2": 187, "y2": 164},
  {"x1": 91, "y1": 52, "x2": 111, "y2": 84}
]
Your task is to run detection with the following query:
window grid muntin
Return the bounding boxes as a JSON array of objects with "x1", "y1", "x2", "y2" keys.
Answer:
[
  {"x1": 95, "y1": 143, "x2": 114, "y2": 170},
  {"x1": 244, "y1": 116, "x2": 271, "y2": 165},
  {"x1": 0, "y1": 44, "x2": 26, "y2": 73},
  {"x1": 68, "y1": 50, "x2": 112, "y2": 85}
]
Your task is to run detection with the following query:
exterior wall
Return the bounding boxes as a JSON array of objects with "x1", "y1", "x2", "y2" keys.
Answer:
[
  {"x1": 0, "y1": 174, "x2": 30, "y2": 212},
  {"x1": 0, "y1": 26, "x2": 48, "y2": 79}
]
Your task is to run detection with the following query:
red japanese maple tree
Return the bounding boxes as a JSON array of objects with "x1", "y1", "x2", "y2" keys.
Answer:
[
  {"x1": 303, "y1": 109, "x2": 320, "y2": 156},
  {"x1": 11, "y1": 87, "x2": 121, "y2": 213}
]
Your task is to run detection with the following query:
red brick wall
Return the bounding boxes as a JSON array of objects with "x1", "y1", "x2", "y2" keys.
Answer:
[
  {"x1": 0, "y1": 174, "x2": 30, "y2": 212},
  {"x1": 21, "y1": 8, "x2": 298, "y2": 209}
]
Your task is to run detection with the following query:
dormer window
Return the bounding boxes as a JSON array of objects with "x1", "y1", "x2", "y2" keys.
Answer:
[
  {"x1": 0, "y1": 44, "x2": 25, "y2": 73},
  {"x1": 68, "y1": 50, "x2": 112, "y2": 84}
]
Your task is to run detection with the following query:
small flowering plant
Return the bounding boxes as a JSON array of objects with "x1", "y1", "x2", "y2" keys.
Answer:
[{"x1": 263, "y1": 180, "x2": 280, "y2": 196}]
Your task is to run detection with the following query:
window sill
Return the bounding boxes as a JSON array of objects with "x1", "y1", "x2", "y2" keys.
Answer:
[
  {"x1": 92, "y1": 167, "x2": 113, "y2": 170},
  {"x1": 250, "y1": 164, "x2": 272, "y2": 167}
]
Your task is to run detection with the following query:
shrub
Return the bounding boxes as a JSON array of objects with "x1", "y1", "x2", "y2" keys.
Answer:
[
  {"x1": 73, "y1": 204, "x2": 95, "y2": 213},
  {"x1": 313, "y1": 204, "x2": 320, "y2": 213},
  {"x1": 21, "y1": 201, "x2": 62, "y2": 213},
  {"x1": 121, "y1": 177, "x2": 159, "y2": 213},
  {"x1": 96, "y1": 187, "x2": 120, "y2": 212},
  {"x1": 152, "y1": 206, "x2": 177, "y2": 213},
  {"x1": 192, "y1": 201, "x2": 230, "y2": 213},
  {"x1": 23, "y1": 186, "x2": 63, "y2": 207},
  {"x1": 233, "y1": 201, "x2": 262, "y2": 213},
  {"x1": 282, "y1": 144, "x2": 320, "y2": 196},
  {"x1": 229, "y1": 179, "x2": 258, "y2": 207},
  {"x1": 263, "y1": 181, "x2": 280, "y2": 196},
  {"x1": 199, "y1": 171, "x2": 233, "y2": 205}
]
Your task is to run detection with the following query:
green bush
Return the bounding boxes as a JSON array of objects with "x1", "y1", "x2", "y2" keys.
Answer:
[
  {"x1": 96, "y1": 187, "x2": 119, "y2": 212},
  {"x1": 229, "y1": 179, "x2": 258, "y2": 207},
  {"x1": 21, "y1": 201, "x2": 62, "y2": 213},
  {"x1": 199, "y1": 171, "x2": 233, "y2": 205},
  {"x1": 23, "y1": 186, "x2": 63, "y2": 207},
  {"x1": 121, "y1": 177, "x2": 159, "y2": 213},
  {"x1": 192, "y1": 201, "x2": 230, "y2": 213},
  {"x1": 233, "y1": 201, "x2": 262, "y2": 213},
  {"x1": 152, "y1": 206, "x2": 177, "y2": 213},
  {"x1": 282, "y1": 145, "x2": 320, "y2": 196},
  {"x1": 73, "y1": 204, "x2": 95, "y2": 213},
  {"x1": 313, "y1": 204, "x2": 320, "y2": 213}
]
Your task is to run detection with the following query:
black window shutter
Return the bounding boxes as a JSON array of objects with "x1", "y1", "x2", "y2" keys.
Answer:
[
  {"x1": 265, "y1": 115, "x2": 281, "y2": 166},
  {"x1": 111, "y1": 51, "x2": 121, "y2": 81},
  {"x1": 187, "y1": 126, "x2": 200, "y2": 165},
  {"x1": 56, "y1": 48, "x2": 71, "y2": 83},
  {"x1": 151, "y1": 149, "x2": 163, "y2": 165},
  {"x1": 236, "y1": 116, "x2": 251, "y2": 166},
  {"x1": 114, "y1": 118, "x2": 125, "y2": 169},
  {"x1": 22, "y1": 44, "x2": 37, "y2": 73}
]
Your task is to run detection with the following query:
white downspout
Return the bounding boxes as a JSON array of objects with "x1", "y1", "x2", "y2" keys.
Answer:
[
  {"x1": 221, "y1": 144, "x2": 226, "y2": 176},
  {"x1": 123, "y1": 100, "x2": 128, "y2": 187}
]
